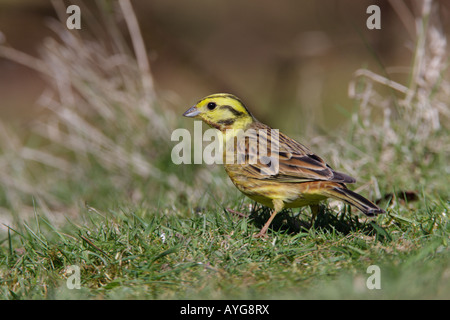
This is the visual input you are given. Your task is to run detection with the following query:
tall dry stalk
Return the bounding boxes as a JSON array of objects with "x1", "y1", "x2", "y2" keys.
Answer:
[
  {"x1": 343, "y1": 0, "x2": 449, "y2": 195},
  {"x1": 0, "y1": 1, "x2": 196, "y2": 225}
]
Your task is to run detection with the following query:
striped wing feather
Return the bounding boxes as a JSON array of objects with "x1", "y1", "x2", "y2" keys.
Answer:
[{"x1": 238, "y1": 122, "x2": 356, "y2": 184}]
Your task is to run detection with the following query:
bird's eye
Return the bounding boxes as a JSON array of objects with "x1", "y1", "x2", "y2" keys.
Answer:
[{"x1": 207, "y1": 102, "x2": 216, "y2": 110}]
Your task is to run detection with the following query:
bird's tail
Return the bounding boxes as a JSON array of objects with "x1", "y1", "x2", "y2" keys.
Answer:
[{"x1": 323, "y1": 186, "x2": 385, "y2": 216}]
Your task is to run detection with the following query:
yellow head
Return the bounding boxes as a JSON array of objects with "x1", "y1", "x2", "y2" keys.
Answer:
[{"x1": 183, "y1": 93, "x2": 255, "y2": 132}]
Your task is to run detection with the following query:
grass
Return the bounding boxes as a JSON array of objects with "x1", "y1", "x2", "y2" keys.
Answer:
[
  {"x1": 1, "y1": 193, "x2": 448, "y2": 299},
  {"x1": 0, "y1": 0, "x2": 449, "y2": 300}
]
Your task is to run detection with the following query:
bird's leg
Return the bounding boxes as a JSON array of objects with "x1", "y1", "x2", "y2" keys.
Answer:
[
  {"x1": 254, "y1": 210, "x2": 279, "y2": 238},
  {"x1": 254, "y1": 199, "x2": 284, "y2": 238},
  {"x1": 309, "y1": 204, "x2": 320, "y2": 227}
]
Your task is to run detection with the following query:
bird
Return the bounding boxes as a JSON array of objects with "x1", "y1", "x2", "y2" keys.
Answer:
[{"x1": 183, "y1": 93, "x2": 385, "y2": 237}]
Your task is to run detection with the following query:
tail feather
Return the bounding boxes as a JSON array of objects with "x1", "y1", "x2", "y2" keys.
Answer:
[{"x1": 324, "y1": 187, "x2": 385, "y2": 216}]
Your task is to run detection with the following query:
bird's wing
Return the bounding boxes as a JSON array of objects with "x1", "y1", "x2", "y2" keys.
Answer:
[{"x1": 236, "y1": 124, "x2": 355, "y2": 183}]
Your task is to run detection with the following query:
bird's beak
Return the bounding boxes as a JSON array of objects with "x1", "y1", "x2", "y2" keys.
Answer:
[{"x1": 183, "y1": 105, "x2": 201, "y2": 118}]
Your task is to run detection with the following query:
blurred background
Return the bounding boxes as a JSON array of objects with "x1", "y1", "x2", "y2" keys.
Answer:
[
  {"x1": 0, "y1": 0, "x2": 448, "y2": 220},
  {"x1": 2, "y1": 0, "x2": 449, "y2": 131}
]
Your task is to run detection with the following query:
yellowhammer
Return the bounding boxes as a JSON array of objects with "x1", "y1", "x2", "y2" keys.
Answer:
[{"x1": 183, "y1": 93, "x2": 384, "y2": 237}]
